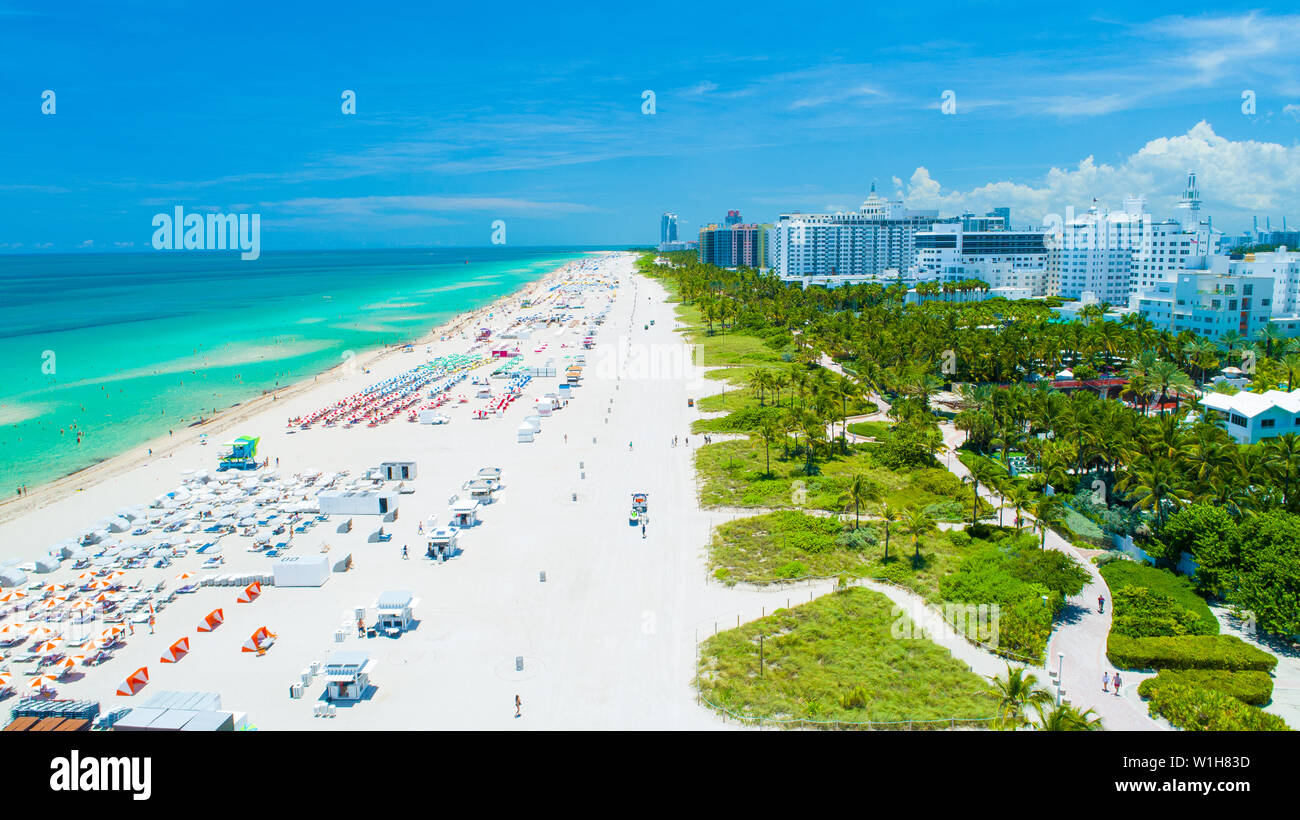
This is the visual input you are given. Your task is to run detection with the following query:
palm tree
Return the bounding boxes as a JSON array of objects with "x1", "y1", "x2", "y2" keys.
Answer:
[
  {"x1": 966, "y1": 456, "x2": 1006, "y2": 526},
  {"x1": 1005, "y1": 481, "x2": 1036, "y2": 530},
  {"x1": 841, "y1": 474, "x2": 882, "y2": 530},
  {"x1": 1030, "y1": 494, "x2": 1066, "y2": 550},
  {"x1": 1034, "y1": 702, "x2": 1104, "y2": 731},
  {"x1": 992, "y1": 664, "x2": 1053, "y2": 729},
  {"x1": 880, "y1": 502, "x2": 899, "y2": 561},
  {"x1": 751, "y1": 419, "x2": 779, "y2": 477},
  {"x1": 900, "y1": 506, "x2": 937, "y2": 562}
]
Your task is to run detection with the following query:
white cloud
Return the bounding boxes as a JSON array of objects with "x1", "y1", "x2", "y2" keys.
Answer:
[{"x1": 894, "y1": 121, "x2": 1300, "y2": 229}]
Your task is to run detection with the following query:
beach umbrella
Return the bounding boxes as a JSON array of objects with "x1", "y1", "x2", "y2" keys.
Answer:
[
  {"x1": 105, "y1": 571, "x2": 127, "y2": 581},
  {"x1": 0, "y1": 590, "x2": 26, "y2": 603},
  {"x1": 0, "y1": 621, "x2": 28, "y2": 639},
  {"x1": 25, "y1": 625, "x2": 58, "y2": 641},
  {"x1": 197, "y1": 608, "x2": 224, "y2": 632},
  {"x1": 235, "y1": 582, "x2": 261, "y2": 604},
  {"x1": 175, "y1": 572, "x2": 196, "y2": 583},
  {"x1": 53, "y1": 655, "x2": 86, "y2": 673},
  {"x1": 34, "y1": 639, "x2": 64, "y2": 654},
  {"x1": 28, "y1": 674, "x2": 60, "y2": 692},
  {"x1": 40, "y1": 583, "x2": 68, "y2": 595},
  {"x1": 0, "y1": 671, "x2": 12, "y2": 688},
  {"x1": 37, "y1": 597, "x2": 67, "y2": 612},
  {"x1": 101, "y1": 625, "x2": 127, "y2": 641},
  {"x1": 160, "y1": 637, "x2": 190, "y2": 664},
  {"x1": 115, "y1": 666, "x2": 149, "y2": 696},
  {"x1": 69, "y1": 600, "x2": 95, "y2": 613},
  {"x1": 241, "y1": 626, "x2": 276, "y2": 653}
]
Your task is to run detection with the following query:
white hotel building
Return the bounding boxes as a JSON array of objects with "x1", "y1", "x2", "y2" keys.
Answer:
[
  {"x1": 769, "y1": 185, "x2": 940, "y2": 282},
  {"x1": 1134, "y1": 249, "x2": 1300, "y2": 339},
  {"x1": 914, "y1": 220, "x2": 1049, "y2": 298}
]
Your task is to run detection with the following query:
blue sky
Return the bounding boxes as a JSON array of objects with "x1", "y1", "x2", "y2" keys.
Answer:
[{"x1": 4, "y1": 1, "x2": 1300, "y2": 250}]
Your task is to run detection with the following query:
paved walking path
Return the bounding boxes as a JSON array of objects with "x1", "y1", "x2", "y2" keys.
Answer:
[{"x1": 937, "y1": 422, "x2": 1162, "y2": 730}]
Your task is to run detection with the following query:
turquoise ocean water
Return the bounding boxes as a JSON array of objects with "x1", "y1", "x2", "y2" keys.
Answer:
[{"x1": 0, "y1": 247, "x2": 596, "y2": 493}]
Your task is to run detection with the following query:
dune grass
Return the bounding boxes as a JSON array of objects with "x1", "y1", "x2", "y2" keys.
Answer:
[
  {"x1": 695, "y1": 438, "x2": 978, "y2": 522},
  {"x1": 695, "y1": 587, "x2": 999, "y2": 726}
]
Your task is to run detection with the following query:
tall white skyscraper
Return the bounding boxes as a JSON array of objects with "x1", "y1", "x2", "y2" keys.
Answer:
[{"x1": 770, "y1": 184, "x2": 940, "y2": 280}]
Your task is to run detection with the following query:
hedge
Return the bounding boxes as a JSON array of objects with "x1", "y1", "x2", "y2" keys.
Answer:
[
  {"x1": 1140, "y1": 681, "x2": 1289, "y2": 731},
  {"x1": 1137, "y1": 669, "x2": 1274, "y2": 707},
  {"x1": 1099, "y1": 561, "x2": 1218, "y2": 635},
  {"x1": 1108, "y1": 634, "x2": 1278, "y2": 672}
]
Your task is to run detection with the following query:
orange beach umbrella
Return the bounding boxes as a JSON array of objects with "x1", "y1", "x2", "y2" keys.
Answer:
[
  {"x1": 197, "y1": 608, "x2": 224, "y2": 632},
  {"x1": 160, "y1": 637, "x2": 190, "y2": 664},
  {"x1": 115, "y1": 666, "x2": 149, "y2": 696}
]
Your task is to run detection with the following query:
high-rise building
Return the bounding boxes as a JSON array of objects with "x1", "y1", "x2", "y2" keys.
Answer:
[
  {"x1": 915, "y1": 220, "x2": 1049, "y2": 297},
  {"x1": 1045, "y1": 197, "x2": 1150, "y2": 305},
  {"x1": 660, "y1": 212, "x2": 679, "y2": 245},
  {"x1": 699, "y1": 220, "x2": 769, "y2": 268},
  {"x1": 769, "y1": 184, "x2": 941, "y2": 280},
  {"x1": 1126, "y1": 172, "x2": 1222, "y2": 308}
]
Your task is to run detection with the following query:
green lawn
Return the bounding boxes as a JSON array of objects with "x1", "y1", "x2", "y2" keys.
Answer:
[
  {"x1": 695, "y1": 587, "x2": 999, "y2": 727},
  {"x1": 695, "y1": 438, "x2": 982, "y2": 522},
  {"x1": 847, "y1": 420, "x2": 891, "y2": 439},
  {"x1": 694, "y1": 387, "x2": 877, "y2": 434}
]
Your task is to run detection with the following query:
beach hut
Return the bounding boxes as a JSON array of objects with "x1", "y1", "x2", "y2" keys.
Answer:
[
  {"x1": 516, "y1": 423, "x2": 535, "y2": 443},
  {"x1": 534, "y1": 399, "x2": 553, "y2": 417},
  {"x1": 236, "y1": 582, "x2": 262, "y2": 603},
  {"x1": 465, "y1": 479, "x2": 496, "y2": 503},
  {"x1": 322, "y1": 651, "x2": 374, "y2": 702},
  {"x1": 241, "y1": 627, "x2": 276, "y2": 653},
  {"x1": 374, "y1": 591, "x2": 418, "y2": 635},
  {"x1": 197, "y1": 609, "x2": 224, "y2": 632},
  {"x1": 116, "y1": 667, "x2": 150, "y2": 697},
  {"x1": 272, "y1": 555, "x2": 330, "y2": 587},
  {"x1": 317, "y1": 490, "x2": 398, "y2": 516},
  {"x1": 449, "y1": 498, "x2": 480, "y2": 527},
  {"x1": 379, "y1": 461, "x2": 417, "y2": 481},
  {"x1": 160, "y1": 638, "x2": 190, "y2": 664}
]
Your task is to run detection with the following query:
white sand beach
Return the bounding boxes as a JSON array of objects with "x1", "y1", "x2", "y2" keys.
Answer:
[{"x1": 0, "y1": 251, "x2": 815, "y2": 730}]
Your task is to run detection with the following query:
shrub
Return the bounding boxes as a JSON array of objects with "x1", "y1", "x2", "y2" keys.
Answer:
[
  {"x1": 775, "y1": 560, "x2": 808, "y2": 579},
  {"x1": 923, "y1": 500, "x2": 965, "y2": 521},
  {"x1": 1110, "y1": 586, "x2": 1218, "y2": 638},
  {"x1": 1140, "y1": 681, "x2": 1289, "y2": 731},
  {"x1": 1108, "y1": 634, "x2": 1277, "y2": 672},
  {"x1": 1100, "y1": 561, "x2": 1218, "y2": 635},
  {"x1": 910, "y1": 469, "x2": 965, "y2": 497},
  {"x1": 1137, "y1": 669, "x2": 1273, "y2": 706},
  {"x1": 835, "y1": 527, "x2": 879, "y2": 552}
]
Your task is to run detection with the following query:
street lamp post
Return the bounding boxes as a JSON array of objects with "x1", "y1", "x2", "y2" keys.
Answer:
[{"x1": 1057, "y1": 651, "x2": 1065, "y2": 706}]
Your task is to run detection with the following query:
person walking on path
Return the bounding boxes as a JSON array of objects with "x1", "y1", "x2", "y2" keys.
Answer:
[
  {"x1": 1102, "y1": 671, "x2": 1110, "y2": 693},
  {"x1": 1098, "y1": 594, "x2": 1105, "y2": 614},
  {"x1": 515, "y1": 695, "x2": 521, "y2": 718},
  {"x1": 1112, "y1": 672, "x2": 1122, "y2": 695}
]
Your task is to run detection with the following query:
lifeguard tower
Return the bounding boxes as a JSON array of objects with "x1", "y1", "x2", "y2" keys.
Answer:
[{"x1": 217, "y1": 435, "x2": 260, "y2": 471}]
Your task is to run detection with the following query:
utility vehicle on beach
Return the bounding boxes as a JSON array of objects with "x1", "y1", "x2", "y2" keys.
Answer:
[{"x1": 629, "y1": 492, "x2": 648, "y2": 525}]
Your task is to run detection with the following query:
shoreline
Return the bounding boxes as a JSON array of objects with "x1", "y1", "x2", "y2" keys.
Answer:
[{"x1": 0, "y1": 252, "x2": 604, "y2": 526}]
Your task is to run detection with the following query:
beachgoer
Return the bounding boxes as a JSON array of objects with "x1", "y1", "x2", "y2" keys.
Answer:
[
  {"x1": 628, "y1": 441, "x2": 633, "y2": 451},
  {"x1": 357, "y1": 618, "x2": 365, "y2": 638},
  {"x1": 402, "y1": 545, "x2": 408, "y2": 560},
  {"x1": 641, "y1": 522, "x2": 646, "y2": 538},
  {"x1": 1098, "y1": 595, "x2": 1105, "y2": 614},
  {"x1": 1102, "y1": 672, "x2": 1110, "y2": 692},
  {"x1": 515, "y1": 694, "x2": 521, "y2": 717},
  {"x1": 1112, "y1": 672, "x2": 1122, "y2": 694}
]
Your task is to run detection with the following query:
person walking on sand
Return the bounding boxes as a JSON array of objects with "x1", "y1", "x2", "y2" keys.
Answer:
[
  {"x1": 515, "y1": 694, "x2": 521, "y2": 718},
  {"x1": 641, "y1": 521, "x2": 646, "y2": 539},
  {"x1": 402, "y1": 545, "x2": 408, "y2": 560},
  {"x1": 1102, "y1": 671, "x2": 1110, "y2": 693}
]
